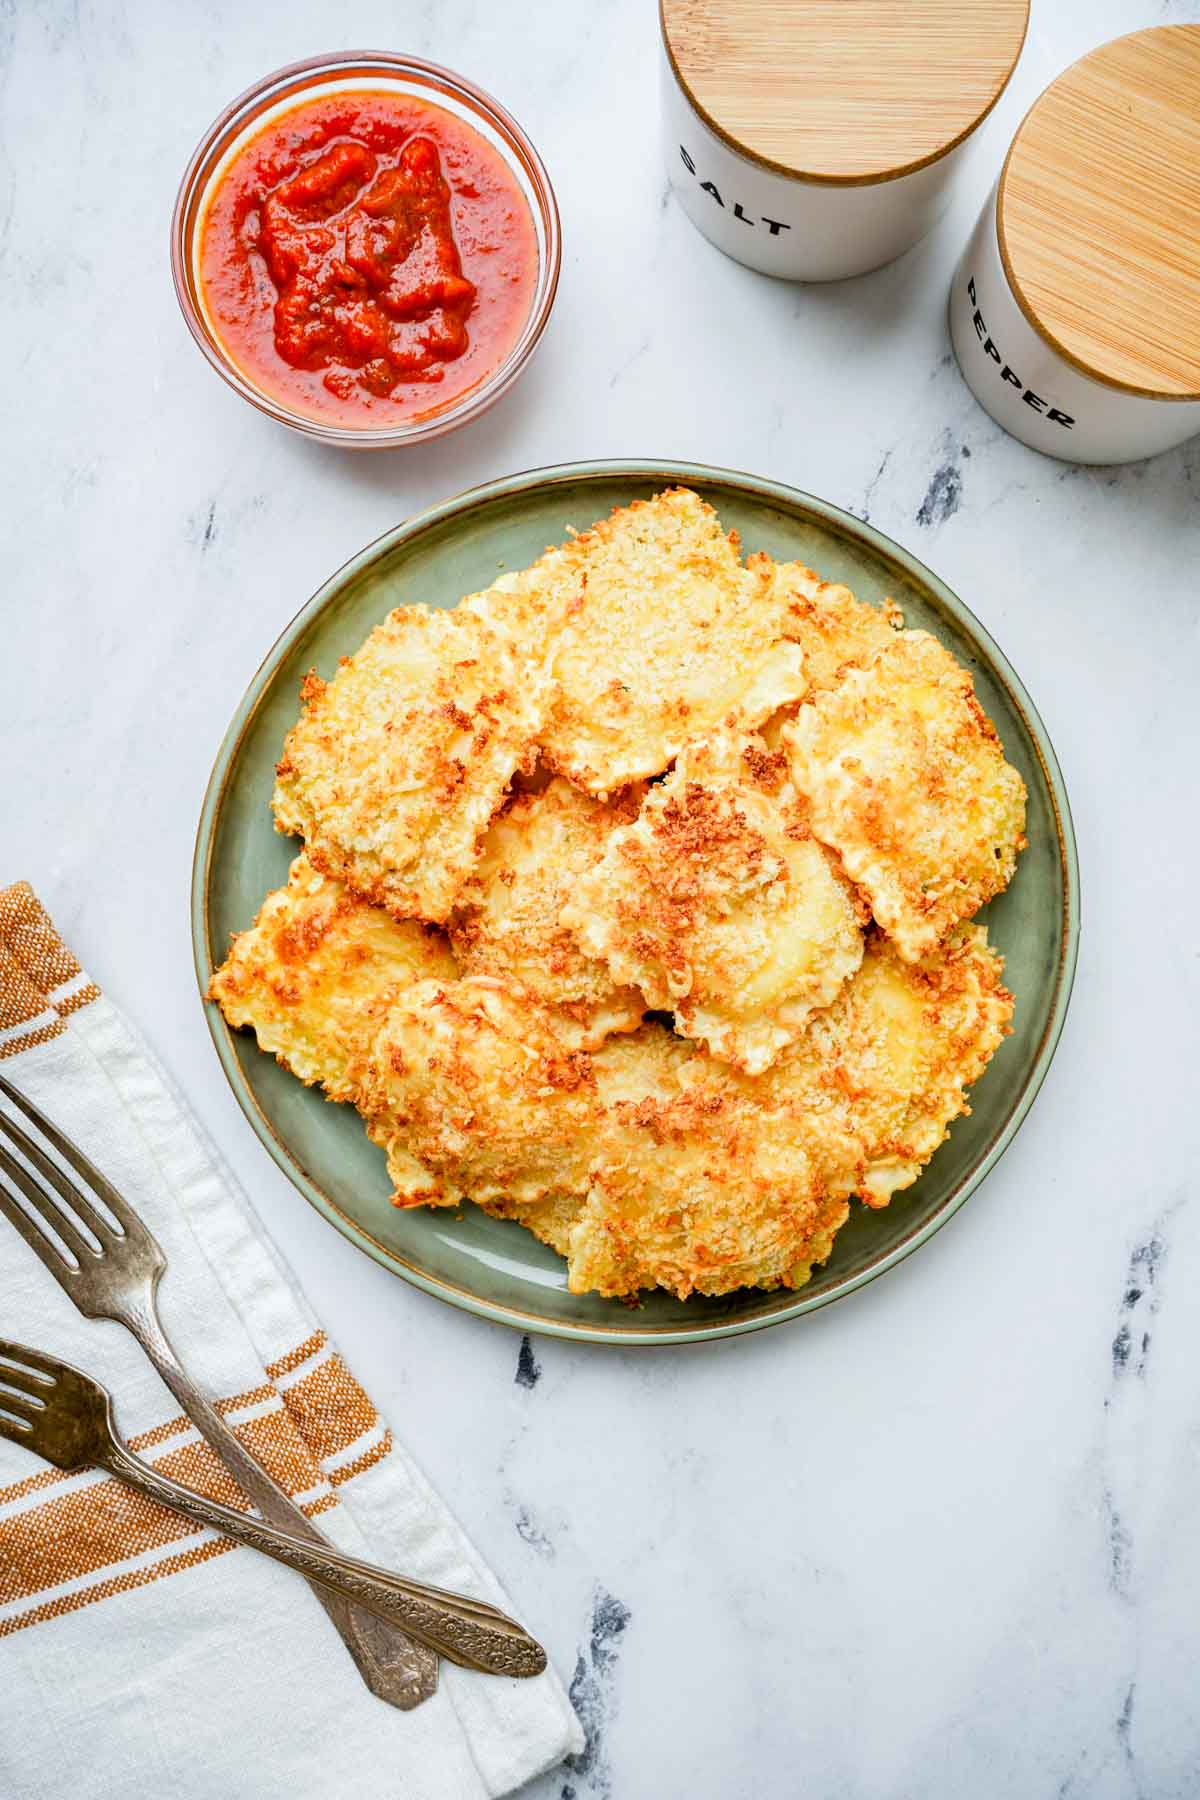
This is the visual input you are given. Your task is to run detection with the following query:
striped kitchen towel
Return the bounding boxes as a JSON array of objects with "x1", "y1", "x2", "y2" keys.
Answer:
[{"x1": 0, "y1": 881, "x2": 581, "y2": 1800}]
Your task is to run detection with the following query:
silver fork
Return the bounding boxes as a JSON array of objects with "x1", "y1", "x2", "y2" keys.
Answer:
[
  {"x1": 0, "y1": 1336, "x2": 545, "y2": 1676},
  {"x1": 0, "y1": 1075, "x2": 438, "y2": 1707}
]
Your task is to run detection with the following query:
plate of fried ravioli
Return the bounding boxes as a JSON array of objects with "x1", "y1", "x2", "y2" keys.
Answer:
[{"x1": 194, "y1": 462, "x2": 1077, "y2": 1344}]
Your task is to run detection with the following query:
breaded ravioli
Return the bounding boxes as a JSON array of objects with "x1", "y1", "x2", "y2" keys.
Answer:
[
  {"x1": 359, "y1": 975, "x2": 600, "y2": 1211},
  {"x1": 561, "y1": 732, "x2": 864, "y2": 1073},
  {"x1": 208, "y1": 852, "x2": 457, "y2": 1094},
  {"x1": 449, "y1": 776, "x2": 645, "y2": 1048},
  {"x1": 473, "y1": 1189, "x2": 583, "y2": 1258},
  {"x1": 567, "y1": 925, "x2": 1012, "y2": 1297},
  {"x1": 470, "y1": 1023, "x2": 697, "y2": 1255},
  {"x1": 352, "y1": 957, "x2": 852, "y2": 1299},
  {"x1": 360, "y1": 982, "x2": 708, "y2": 1257},
  {"x1": 222, "y1": 491, "x2": 1026, "y2": 1307},
  {"x1": 207, "y1": 852, "x2": 456, "y2": 1204},
  {"x1": 755, "y1": 555, "x2": 904, "y2": 701},
  {"x1": 272, "y1": 593, "x2": 556, "y2": 924},
  {"x1": 782, "y1": 630, "x2": 1027, "y2": 960},
  {"x1": 536, "y1": 488, "x2": 809, "y2": 794},
  {"x1": 569, "y1": 1081, "x2": 851, "y2": 1301},
  {"x1": 757, "y1": 925, "x2": 1014, "y2": 1208}
]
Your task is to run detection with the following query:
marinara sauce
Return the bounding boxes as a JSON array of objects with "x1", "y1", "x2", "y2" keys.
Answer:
[{"x1": 198, "y1": 91, "x2": 538, "y2": 427}]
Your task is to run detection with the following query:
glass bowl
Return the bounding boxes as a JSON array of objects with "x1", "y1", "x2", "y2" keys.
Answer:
[{"x1": 170, "y1": 51, "x2": 561, "y2": 449}]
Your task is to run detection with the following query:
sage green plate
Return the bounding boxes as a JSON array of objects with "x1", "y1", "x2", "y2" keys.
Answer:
[{"x1": 193, "y1": 460, "x2": 1078, "y2": 1345}]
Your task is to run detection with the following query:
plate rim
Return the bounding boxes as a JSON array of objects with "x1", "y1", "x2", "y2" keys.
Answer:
[{"x1": 192, "y1": 457, "x2": 1080, "y2": 1347}]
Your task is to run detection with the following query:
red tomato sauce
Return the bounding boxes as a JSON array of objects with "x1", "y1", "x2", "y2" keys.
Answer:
[{"x1": 198, "y1": 91, "x2": 538, "y2": 427}]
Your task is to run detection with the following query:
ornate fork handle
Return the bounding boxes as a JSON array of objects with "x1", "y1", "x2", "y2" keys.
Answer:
[
  {"x1": 127, "y1": 1298, "x2": 439, "y2": 1703},
  {"x1": 101, "y1": 1435, "x2": 546, "y2": 1678}
]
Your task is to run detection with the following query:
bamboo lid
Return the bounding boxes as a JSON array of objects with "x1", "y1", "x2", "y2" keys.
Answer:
[
  {"x1": 998, "y1": 27, "x2": 1200, "y2": 401},
  {"x1": 660, "y1": 0, "x2": 1029, "y2": 185}
]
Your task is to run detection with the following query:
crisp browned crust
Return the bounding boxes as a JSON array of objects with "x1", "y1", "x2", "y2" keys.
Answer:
[
  {"x1": 755, "y1": 554, "x2": 904, "y2": 700},
  {"x1": 273, "y1": 585, "x2": 558, "y2": 924},
  {"x1": 449, "y1": 776, "x2": 645, "y2": 1047},
  {"x1": 213, "y1": 489, "x2": 1024, "y2": 1300},
  {"x1": 782, "y1": 630, "x2": 1027, "y2": 961},
  {"x1": 207, "y1": 852, "x2": 457, "y2": 1205},
  {"x1": 753, "y1": 924, "x2": 1014, "y2": 1209},
  {"x1": 562, "y1": 925, "x2": 1011, "y2": 1297},
  {"x1": 535, "y1": 488, "x2": 810, "y2": 794},
  {"x1": 358, "y1": 976, "x2": 599, "y2": 1206},
  {"x1": 345, "y1": 925, "x2": 1010, "y2": 1300},
  {"x1": 561, "y1": 731, "x2": 864, "y2": 1073},
  {"x1": 207, "y1": 852, "x2": 456, "y2": 1096}
]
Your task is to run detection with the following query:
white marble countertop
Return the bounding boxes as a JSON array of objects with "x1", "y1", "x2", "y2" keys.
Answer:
[{"x1": 5, "y1": 1, "x2": 1200, "y2": 1794}]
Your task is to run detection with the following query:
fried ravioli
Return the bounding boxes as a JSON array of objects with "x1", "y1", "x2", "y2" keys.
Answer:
[
  {"x1": 207, "y1": 852, "x2": 456, "y2": 1204},
  {"x1": 756, "y1": 555, "x2": 904, "y2": 700},
  {"x1": 536, "y1": 488, "x2": 809, "y2": 794},
  {"x1": 577, "y1": 924, "x2": 1014, "y2": 1296},
  {"x1": 782, "y1": 631, "x2": 1027, "y2": 961},
  {"x1": 561, "y1": 731, "x2": 864, "y2": 1073},
  {"x1": 355, "y1": 962, "x2": 852, "y2": 1300},
  {"x1": 359, "y1": 978, "x2": 719, "y2": 1272},
  {"x1": 223, "y1": 489, "x2": 1026, "y2": 1307},
  {"x1": 272, "y1": 594, "x2": 556, "y2": 924},
  {"x1": 565, "y1": 925, "x2": 1012, "y2": 1298},
  {"x1": 757, "y1": 924, "x2": 1014, "y2": 1208},
  {"x1": 449, "y1": 776, "x2": 645, "y2": 1047},
  {"x1": 358, "y1": 976, "x2": 600, "y2": 1211},
  {"x1": 470, "y1": 1021, "x2": 698, "y2": 1254},
  {"x1": 570, "y1": 1082, "x2": 851, "y2": 1301}
]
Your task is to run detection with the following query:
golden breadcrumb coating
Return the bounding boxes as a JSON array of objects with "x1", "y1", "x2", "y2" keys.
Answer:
[
  {"x1": 359, "y1": 974, "x2": 852, "y2": 1300},
  {"x1": 782, "y1": 631, "x2": 1027, "y2": 961},
  {"x1": 570, "y1": 1087, "x2": 850, "y2": 1300},
  {"x1": 536, "y1": 488, "x2": 809, "y2": 794},
  {"x1": 358, "y1": 979, "x2": 708, "y2": 1259},
  {"x1": 272, "y1": 591, "x2": 556, "y2": 924},
  {"x1": 207, "y1": 852, "x2": 456, "y2": 1095},
  {"x1": 592, "y1": 1021, "x2": 697, "y2": 1103},
  {"x1": 474, "y1": 1190, "x2": 582, "y2": 1257},
  {"x1": 449, "y1": 776, "x2": 645, "y2": 1048},
  {"x1": 755, "y1": 555, "x2": 904, "y2": 700},
  {"x1": 561, "y1": 731, "x2": 864, "y2": 1073},
  {"x1": 464, "y1": 1022, "x2": 698, "y2": 1260},
  {"x1": 572, "y1": 924, "x2": 1011, "y2": 1297},
  {"x1": 359, "y1": 976, "x2": 601, "y2": 1212},
  {"x1": 565, "y1": 925, "x2": 1011, "y2": 1298},
  {"x1": 206, "y1": 852, "x2": 456, "y2": 1204},
  {"x1": 469, "y1": 1025, "x2": 697, "y2": 1255},
  {"x1": 755, "y1": 924, "x2": 1014, "y2": 1208},
  {"x1": 240, "y1": 896, "x2": 1008, "y2": 1298},
  {"x1": 217, "y1": 490, "x2": 1025, "y2": 1306}
]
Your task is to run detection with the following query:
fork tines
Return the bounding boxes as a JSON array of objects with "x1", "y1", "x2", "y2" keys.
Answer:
[
  {"x1": 0, "y1": 1081, "x2": 136, "y2": 1278},
  {"x1": 0, "y1": 1339, "x2": 57, "y2": 1433},
  {"x1": 0, "y1": 1338, "x2": 60, "y2": 1375}
]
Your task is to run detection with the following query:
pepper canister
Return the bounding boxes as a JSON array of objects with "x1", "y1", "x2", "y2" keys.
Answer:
[
  {"x1": 950, "y1": 26, "x2": 1200, "y2": 465},
  {"x1": 661, "y1": 0, "x2": 1029, "y2": 282}
]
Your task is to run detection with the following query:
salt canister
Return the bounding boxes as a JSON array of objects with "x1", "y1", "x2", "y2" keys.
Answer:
[
  {"x1": 661, "y1": 0, "x2": 1029, "y2": 282},
  {"x1": 950, "y1": 26, "x2": 1200, "y2": 465}
]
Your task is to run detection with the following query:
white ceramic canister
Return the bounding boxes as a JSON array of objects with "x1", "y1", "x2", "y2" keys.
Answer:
[
  {"x1": 950, "y1": 26, "x2": 1200, "y2": 465},
  {"x1": 660, "y1": 0, "x2": 1029, "y2": 282}
]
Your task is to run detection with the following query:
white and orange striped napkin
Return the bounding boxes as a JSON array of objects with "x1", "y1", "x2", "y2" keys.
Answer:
[{"x1": 0, "y1": 882, "x2": 581, "y2": 1800}]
